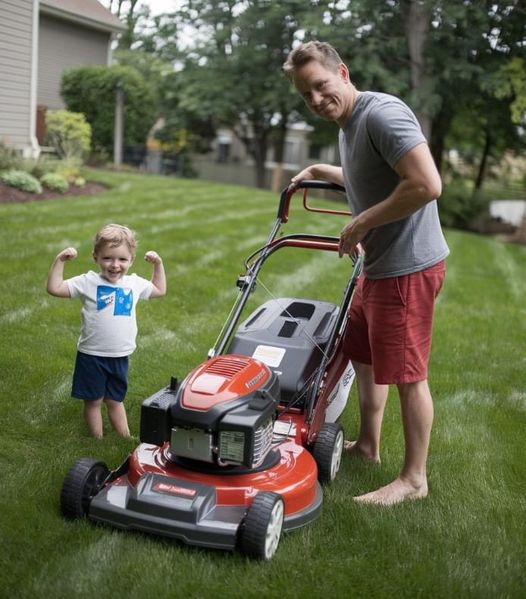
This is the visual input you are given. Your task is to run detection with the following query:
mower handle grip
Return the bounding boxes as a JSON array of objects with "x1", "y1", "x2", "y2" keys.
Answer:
[{"x1": 277, "y1": 180, "x2": 347, "y2": 223}]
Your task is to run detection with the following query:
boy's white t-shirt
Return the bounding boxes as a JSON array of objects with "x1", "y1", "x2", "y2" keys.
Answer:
[{"x1": 66, "y1": 271, "x2": 152, "y2": 357}]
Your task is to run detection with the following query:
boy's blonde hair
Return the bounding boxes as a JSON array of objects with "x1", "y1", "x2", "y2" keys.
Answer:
[
  {"x1": 93, "y1": 224, "x2": 137, "y2": 257},
  {"x1": 283, "y1": 40, "x2": 343, "y2": 81}
]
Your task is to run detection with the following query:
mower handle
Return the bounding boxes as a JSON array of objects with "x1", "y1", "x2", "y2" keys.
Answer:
[
  {"x1": 277, "y1": 180, "x2": 349, "y2": 223},
  {"x1": 209, "y1": 180, "x2": 355, "y2": 359}
]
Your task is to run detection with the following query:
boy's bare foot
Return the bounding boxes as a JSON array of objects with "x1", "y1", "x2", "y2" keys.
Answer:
[
  {"x1": 353, "y1": 477, "x2": 428, "y2": 506},
  {"x1": 344, "y1": 440, "x2": 381, "y2": 464}
]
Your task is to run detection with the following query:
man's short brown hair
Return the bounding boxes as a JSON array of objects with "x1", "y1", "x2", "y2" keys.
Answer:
[{"x1": 283, "y1": 41, "x2": 343, "y2": 81}]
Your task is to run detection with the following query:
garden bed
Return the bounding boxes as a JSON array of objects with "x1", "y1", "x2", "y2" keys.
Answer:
[{"x1": 0, "y1": 181, "x2": 106, "y2": 203}]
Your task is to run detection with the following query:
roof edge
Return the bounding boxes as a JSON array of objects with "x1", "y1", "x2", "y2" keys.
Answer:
[{"x1": 40, "y1": 2, "x2": 127, "y2": 34}]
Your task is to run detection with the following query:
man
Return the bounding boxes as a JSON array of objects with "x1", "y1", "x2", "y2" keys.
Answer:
[{"x1": 283, "y1": 41, "x2": 449, "y2": 505}]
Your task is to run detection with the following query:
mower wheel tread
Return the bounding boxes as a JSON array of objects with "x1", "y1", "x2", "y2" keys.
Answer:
[
  {"x1": 313, "y1": 422, "x2": 344, "y2": 484},
  {"x1": 60, "y1": 457, "x2": 109, "y2": 519},
  {"x1": 238, "y1": 492, "x2": 284, "y2": 560}
]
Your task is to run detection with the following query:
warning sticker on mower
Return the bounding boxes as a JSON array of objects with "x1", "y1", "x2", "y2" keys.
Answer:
[
  {"x1": 252, "y1": 345, "x2": 286, "y2": 368},
  {"x1": 273, "y1": 420, "x2": 296, "y2": 437}
]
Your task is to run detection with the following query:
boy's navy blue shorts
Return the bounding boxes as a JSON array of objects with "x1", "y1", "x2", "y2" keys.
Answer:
[{"x1": 72, "y1": 352, "x2": 129, "y2": 402}]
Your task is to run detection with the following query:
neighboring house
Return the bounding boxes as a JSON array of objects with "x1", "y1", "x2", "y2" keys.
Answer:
[
  {"x1": 190, "y1": 124, "x2": 339, "y2": 190},
  {"x1": 0, "y1": 0, "x2": 124, "y2": 157}
]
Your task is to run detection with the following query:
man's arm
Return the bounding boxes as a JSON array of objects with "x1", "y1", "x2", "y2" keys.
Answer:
[
  {"x1": 290, "y1": 163, "x2": 344, "y2": 188},
  {"x1": 338, "y1": 142, "x2": 441, "y2": 256},
  {"x1": 47, "y1": 248, "x2": 77, "y2": 297}
]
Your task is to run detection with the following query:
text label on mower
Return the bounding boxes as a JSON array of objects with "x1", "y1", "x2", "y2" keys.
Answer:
[
  {"x1": 244, "y1": 369, "x2": 266, "y2": 389},
  {"x1": 153, "y1": 482, "x2": 197, "y2": 497}
]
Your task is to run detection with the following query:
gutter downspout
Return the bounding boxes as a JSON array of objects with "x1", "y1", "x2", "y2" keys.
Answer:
[{"x1": 28, "y1": 0, "x2": 40, "y2": 158}]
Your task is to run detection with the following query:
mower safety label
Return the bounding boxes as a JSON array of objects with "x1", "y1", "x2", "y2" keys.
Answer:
[
  {"x1": 252, "y1": 345, "x2": 286, "y2": 368},
  {"x1": 273, "y1": 420, "x2": 296, "y2": 437}
]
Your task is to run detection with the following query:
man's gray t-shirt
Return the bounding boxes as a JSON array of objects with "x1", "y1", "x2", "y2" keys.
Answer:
[{"x1": 339, "y1": 92, "x2": 449, "y2": 278}]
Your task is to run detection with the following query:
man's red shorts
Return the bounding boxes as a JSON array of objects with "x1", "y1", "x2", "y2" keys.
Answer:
[{"x1": 343, "y1": 261, "x2": 446, "y2": 385}]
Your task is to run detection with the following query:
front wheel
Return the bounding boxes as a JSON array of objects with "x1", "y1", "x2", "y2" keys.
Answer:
[
  {"x1": 238, "y1": 492, "x2": 284, "y2": 560},
  {"x1": 313, "y1": 422, "x2": 344, "y2": 483},
  {"x1": 60, "y1": 457, "x2": 109, "y2": 519}
]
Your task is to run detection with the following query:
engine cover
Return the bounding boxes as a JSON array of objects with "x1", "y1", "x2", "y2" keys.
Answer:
[
  {"x1": 169, "y1": 355, "x2": 280, "y2": 468},
  {"x1": 181, "y1": 355, "x2": 273, "y2": 411}
]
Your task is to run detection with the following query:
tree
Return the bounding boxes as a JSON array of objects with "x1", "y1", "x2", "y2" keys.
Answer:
[
  {"x1": 311, "y1": 0, "x2": 525, "y2": 189},
  {"x1": 429, "y1": 1, "x2": 526, "y2": 187},
  {"x1": 61, "y1": 65, "x2": 156, "y2": 154},
  {"x1": 104, "y1": 0, "x2": 145, "y2": 51},
  {"x1": 496, "y1": 57, "x2": 526, "y2": 126},
  {"x1": 103, "y1": 0, "x2": 525, "y2": 194},
  {"x1": 171, "y1": 0, "x2": 326, "y2": 188}
]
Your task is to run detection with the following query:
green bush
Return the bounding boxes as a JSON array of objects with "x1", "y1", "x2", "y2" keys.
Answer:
[
  {"x1": 53, "y1": 158, "x2": 82, "y2": 184},
  {"x1": 1, "y1": 170, "x2": 42, "y2": 193},
  {"x1": 0, "y1": 146, "x2": 60, "y2": 179},
  {"x1": 439, "y1": 178, "x2": 489, "y2": 229},
  {"x1": 60, "y1": 64, "x2": 156, "y2": 154},
  {"x1": 28, "y1": 155, "x2": 61, "y2": 179},
  {"x1": 0, "y1": 143, "x2": 23, "y2": 172},
  {"x1": 40, "y1": 172, "x2": 68, "y2": 193},
  {"x1": 45, "y1": 110, "x2": 91, "y2": 160}
]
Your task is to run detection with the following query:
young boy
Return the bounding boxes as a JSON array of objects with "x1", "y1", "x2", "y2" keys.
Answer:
[{"x1": 47, "y1": 223, "x2": 166, "y2": 439}]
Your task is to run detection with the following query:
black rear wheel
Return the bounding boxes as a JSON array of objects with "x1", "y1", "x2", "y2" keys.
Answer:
[
  {"x1": 60, "y1": 458, "x2": 109, "y2": 519},
  {"x1": 313, "y1": 422, "x2": 344, "y2": 483},
  {"x1": 238, "y1": 492, "x2": 284, "y2": 560}
]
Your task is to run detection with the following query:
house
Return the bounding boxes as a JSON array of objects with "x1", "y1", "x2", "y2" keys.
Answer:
[
  {"x1": 189, "y1": 123, "x2": 339, "y2": 190},
  {"x1": 0, "y1": 0, "x2": 125, "y2": 157}
]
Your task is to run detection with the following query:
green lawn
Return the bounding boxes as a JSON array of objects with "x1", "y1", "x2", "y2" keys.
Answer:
[{"x1": 0, "y1": 169, "x2": 524, "y2": 598}]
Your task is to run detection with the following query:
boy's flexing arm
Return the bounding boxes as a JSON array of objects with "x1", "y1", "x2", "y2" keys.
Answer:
[
  {"x1": 47, "y1": 247, "x2": 77, "y2": 297},
  {"x1": 145, "y1": 251, "x2": 166, "y2": 298}
]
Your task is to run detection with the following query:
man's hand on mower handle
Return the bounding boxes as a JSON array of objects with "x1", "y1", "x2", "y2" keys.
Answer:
[
  {"x1": 289, "y1": 166, "x2": 318, "y2": 191},
  {"x1": 339, "y1": 217, "x2": 366, "y2": 258}
]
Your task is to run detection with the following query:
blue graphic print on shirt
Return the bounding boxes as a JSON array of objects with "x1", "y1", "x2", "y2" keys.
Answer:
[{"x1": 97, "y1": 286, "x2": 133, "y2": 316}]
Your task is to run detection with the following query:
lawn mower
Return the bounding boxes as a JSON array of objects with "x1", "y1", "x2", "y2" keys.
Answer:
[{"x1": 60, "y1": 180, "x2": 363, "y2": 560}]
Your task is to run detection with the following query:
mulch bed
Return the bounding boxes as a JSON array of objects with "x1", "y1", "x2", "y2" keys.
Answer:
[{"x1": 0, "y1": 181, "x2": 107, "y2": 204}]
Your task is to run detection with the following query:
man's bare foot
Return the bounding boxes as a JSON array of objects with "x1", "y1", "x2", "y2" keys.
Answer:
[
  {"x1": 344, "y1": 440, "x2": 380, "y2": 464},
  {"x1": 353, "y1": 477, "x2": 428, "y2": 506}
]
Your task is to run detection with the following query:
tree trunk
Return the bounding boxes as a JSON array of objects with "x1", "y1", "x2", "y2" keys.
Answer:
[
  {"x1": 250, "y1": 124, "x2": 268, "y2": 189},
  {"x1": 403, "y1": 0, "x2": 432, "y2": 139},
  {"x1": 430, "y1": 105, "x2": 453, "y2": 173},
  {"x1": 234, "y1": 122, "x2": 268, "y2": 189},
  {"x1": 112, "y1": 0, "x2": 140, "y2": 51},
  {"x1": 474, "y1": 127, "x2": 491, "y2": 191},
  {"x1": 271, "y1": 116, "x2": 288, "y2": 193}
]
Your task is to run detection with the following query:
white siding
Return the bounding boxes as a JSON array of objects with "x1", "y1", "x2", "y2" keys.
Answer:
[
  {"x1": 38, "y1": 13, "x2": 111, "y2": 110},
  {"x1": 0, "y1": 0, "x2": 35, "y2": 152}
]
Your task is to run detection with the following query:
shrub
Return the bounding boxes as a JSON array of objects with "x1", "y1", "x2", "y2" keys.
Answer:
[
  {"x1": 28, "y1": 155, "x2": 61, "y2": 179},
  {"x1": 41, "y1": 172, "x2": 68, "y2": 193},
  {"x1": 1, "y1": 170, "x2": 42, "y2": 193},
  {"x1": 61, "y1": 65, "x2": 156, "y2": 154},
  {"x1": 439, "y1": 177, "x2": 490, "y2": 230},
  {"x1": 54, "y1": 158, "x2": 82, "y2": 184},
  {"x1": 45, "y1": 110, "x2": 91, "y2": 161},
  {"x1": 0, "y1": 143, "x2": 23, "y2": 172}
]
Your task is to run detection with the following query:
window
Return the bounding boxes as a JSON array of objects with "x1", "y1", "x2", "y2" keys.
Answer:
[{"x1": 217, "y1": 142, "x2": 231, "y2": 163}]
